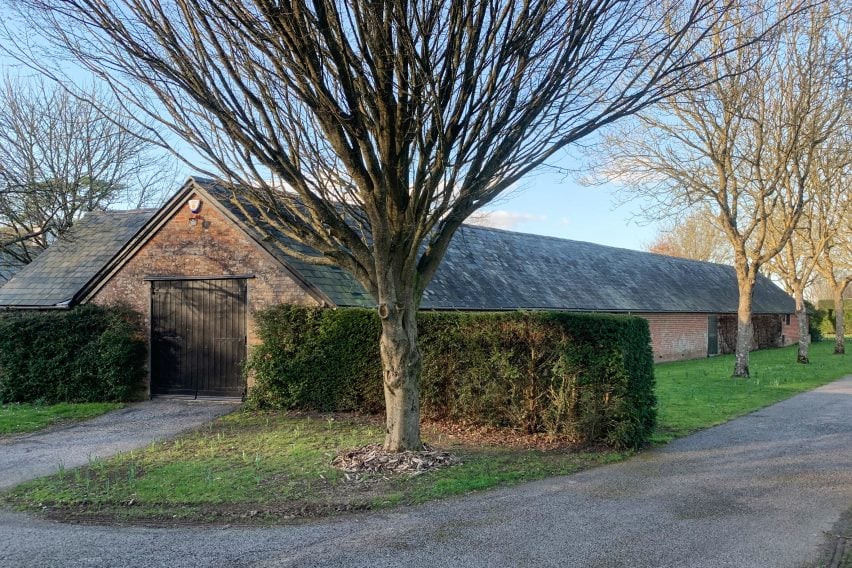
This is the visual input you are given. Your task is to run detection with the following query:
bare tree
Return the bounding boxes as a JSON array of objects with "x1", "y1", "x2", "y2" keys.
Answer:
[
  {"x1": 589, "y1": 2, "x2": 848, "y2": 377},
  {"x1": 10, "y1": 0, "x2": 792, "y2": 450},
  {"x1": 645, "y1": 210, "x2": 731, "y2": 264},
  {"x1": 0, "y1": 77, "x2": 176, "y2": 277},
  {"x1": 766, "y1": 129, "x2": 851, "y2": 362},
  {"x1": 813, "y1": 152, "x2": 852, "y2": 353}
]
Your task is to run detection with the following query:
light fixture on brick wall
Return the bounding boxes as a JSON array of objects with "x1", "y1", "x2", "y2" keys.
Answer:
[{"x1": 188, "y1": 199, "x2": 203, "y2": 228}]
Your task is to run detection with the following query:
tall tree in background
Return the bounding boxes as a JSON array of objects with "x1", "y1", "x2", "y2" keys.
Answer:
[
  {"x1": 590, "y1": 2, "x2": 848, "y2": 377},
  {"x1": 0, "y1": 77, "x2": 175, "y2": 277},
  {"x1": 817, "y1": 245, "x2": 852, "y2": 354},
  {"x1": 645, "y1": 210, "x2": 730, "y2": 264},
  {"x1": 814, "y1": 144, "x2": 852, "y2": 353},
  {"x1": 766, "y1": 128, "x2": 851, "y2": 362},
  {"x1": 11, "y1": 0, "x2": 788, "y2": 450}
]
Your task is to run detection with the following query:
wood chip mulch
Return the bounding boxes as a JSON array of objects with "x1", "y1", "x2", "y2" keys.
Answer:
[{"x1": 331, "y1": 444, "x2": 460, "y2": 479}]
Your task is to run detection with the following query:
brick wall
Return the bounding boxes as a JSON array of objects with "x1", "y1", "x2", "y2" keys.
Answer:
[
  {"x1": 91, "y1": 192, "x2": 320, "y2": 390},
  {"x1": 781, "y1": 313, "x2": 800, "y2": 345},
  {"x1": 717, "y1": 313, "x2": 798, "y2": 353},
  {"x1": 637, "y1": 313, "x2": 709, "y2": 362}
]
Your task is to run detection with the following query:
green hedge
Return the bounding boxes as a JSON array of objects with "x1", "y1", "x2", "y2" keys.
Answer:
[
  {"x1": 805, "y1": 301, "x2": 824, "y2": 342},
  {"x1": 0, "y1": 305, "x2": 146, "y2": 404},
  {"x1": 246, "y1": 307, "x2": 656, "y2": 449},
  {"x1": 817, "y1": 299, "x2": 852, "y2": 337}
]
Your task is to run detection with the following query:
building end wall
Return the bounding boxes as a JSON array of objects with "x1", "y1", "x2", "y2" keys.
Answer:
[{"x1": 91, "y1": 192, "x2": 321, "y2": 393}]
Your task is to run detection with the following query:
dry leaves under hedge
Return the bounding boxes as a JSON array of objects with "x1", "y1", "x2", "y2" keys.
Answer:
[{"x1": 332, "y1": 444, "x2": 460, "y2": 479}]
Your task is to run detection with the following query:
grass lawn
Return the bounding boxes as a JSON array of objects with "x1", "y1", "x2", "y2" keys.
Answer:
[
  {"x1": 0, "y1": 402, "x2": 124, "y2": 436},
  {"x1": 654, "y1": 339, "x2": 852, "y2": 442},
  {"x1": 4, "y1": 340, "x2": 850, "y2": 525}
]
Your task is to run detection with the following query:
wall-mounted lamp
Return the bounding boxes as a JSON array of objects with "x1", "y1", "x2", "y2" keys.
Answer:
[{"x1": 188, "y1": 199, "x2": 203, "y2": 228}]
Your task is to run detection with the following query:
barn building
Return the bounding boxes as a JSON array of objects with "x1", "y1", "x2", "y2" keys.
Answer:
[{"x1": 0, "y1": 178, "x2": 798, "y2": 398}]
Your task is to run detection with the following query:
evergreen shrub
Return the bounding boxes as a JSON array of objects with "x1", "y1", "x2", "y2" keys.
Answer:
[
  {"x1": 0, "y1": 305, "x2": 146, "y2": 403},
  {"x1": 247, "y1": 306, "x2": 655, "y2": 449}
]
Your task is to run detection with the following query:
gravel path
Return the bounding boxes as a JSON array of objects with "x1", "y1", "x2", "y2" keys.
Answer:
[
  {"x1": 2, "y1": 378, "x2": 852, "y2": 568},
  {"x1": 0, "y1": 399, "x2": 238, "y2": 490}
]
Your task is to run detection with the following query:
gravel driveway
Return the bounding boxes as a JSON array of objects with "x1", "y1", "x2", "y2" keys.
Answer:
[
  {"x1": 0, "y1": 399, "x2": 238, "y2": 490},
  {"x1": 2, "y1": 378, "x2": 852, "y2": 568}
]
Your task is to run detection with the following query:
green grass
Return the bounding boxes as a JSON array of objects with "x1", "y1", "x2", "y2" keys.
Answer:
[
  {"x1": 2, "y1": 412, "x2": 624, "y2": 524},
  {"x1": 4, "y1": 340, "x2": 850, "y2": 525},
  {"x1": 0, "y1": 402, "x2": 124, "y2": 436},
  {"x1": 654, "y1": 340, "x2": 852, "y2": 442}
]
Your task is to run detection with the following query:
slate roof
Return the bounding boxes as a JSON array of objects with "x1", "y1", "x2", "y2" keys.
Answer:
[
  {"x1": 0, "y1": 178, "x2": 795, "y2": 314},
  {"x1": 423, "y1": 226, "x2": 794, "y2": 313},
  {"x1": 0, "y1": 210, "x2": 156, "y2": 307},
  {"x1": 0, "y1": 249, "x2": 25, "y2": 282},
  {"x1": 198, "y1": 179, "x2": 793, "y2": 314},
  {"x1": 199, "y1": 180, "x2": 373, "y2": 307}
]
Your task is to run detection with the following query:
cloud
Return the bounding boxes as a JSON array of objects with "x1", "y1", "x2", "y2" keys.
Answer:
[{"x1": 467, "y1": 210, "x2": 546, "y2": 230}]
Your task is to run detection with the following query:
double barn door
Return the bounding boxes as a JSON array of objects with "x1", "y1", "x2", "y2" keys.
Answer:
[{"x1": 151, "y1": 278, "x2": 247, "y2": 398}]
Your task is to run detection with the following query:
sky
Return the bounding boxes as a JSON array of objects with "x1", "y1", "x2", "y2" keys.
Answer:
[
  {"x1": 469, "y1": 169, "x2": 659, "y2": 251},
  {"x1": 0, "y1": 15, "x2": 662, "y2": 254}
]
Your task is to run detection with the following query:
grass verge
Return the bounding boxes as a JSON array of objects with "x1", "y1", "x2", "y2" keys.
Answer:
[
  {"x1": 2, "y1": 412, "x2": 625, "y2": 525},
  {"x1": 654, "y1": 339, "x2": 852, "y2": 442},
  {"x1": 3, "y1": 340, "x2": 850, "y2": 526},
  {"x1": 0, "y1": 402, "x2": 124, "y2": 436}
]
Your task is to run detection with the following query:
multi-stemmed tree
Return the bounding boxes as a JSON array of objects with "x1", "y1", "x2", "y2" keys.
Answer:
[
  {"x1": 9, "y1": 0, "x2": 790, "y2": 449},
  {"x1": 814, "y1": 163, "x2": 852, "y2": 354}
]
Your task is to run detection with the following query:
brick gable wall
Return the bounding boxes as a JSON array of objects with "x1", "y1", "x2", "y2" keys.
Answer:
[{"x1": 91, "y1": 193, "x2": 320, "y2": 391}]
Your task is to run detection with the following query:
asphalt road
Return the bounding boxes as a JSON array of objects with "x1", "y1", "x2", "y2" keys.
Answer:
[
  {"x1": 3, "y1": 378, "x2": 852, "y2": 567},
  {"x1": 0, "y1": 398, "x2": 237, "y2": 490}
]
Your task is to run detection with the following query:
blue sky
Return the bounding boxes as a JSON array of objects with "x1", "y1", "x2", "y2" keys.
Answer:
[
  {"x1": 0, "y1": 18, "x2": 660, "y2": 253},
  {"x1": 471, "y1": 169, "x2": 658, "y2": 251}
]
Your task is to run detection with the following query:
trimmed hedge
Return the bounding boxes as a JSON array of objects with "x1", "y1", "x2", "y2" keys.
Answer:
[
  {"x1": 0, "y1": 305, "x2": 146, "y2": 404},
  {"x1": 247, "y1": 307, "x2": 656, "y2": 449}
]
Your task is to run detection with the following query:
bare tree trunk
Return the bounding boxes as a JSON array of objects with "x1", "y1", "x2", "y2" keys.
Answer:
[
  {"x1": 833, "y1": 286, "x2": 846, "y2": 355},
  {"x1": 734, "y1": 281, "x2": 755, "y2": 378},
  {"x1": 379, "y1": 299, "x2": 422, "y2": 452},
  {"x1": 794, "y1": 287, "x2": 810, "y2": 364}
]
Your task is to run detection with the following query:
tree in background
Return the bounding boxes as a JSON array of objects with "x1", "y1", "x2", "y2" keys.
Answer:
[
  {"x1": 814, "y1": 150, "x2": 852, "y2": 353},
  {"x1": 0, "y1": 78, "x2": 175, "y2": 277},
  {"x1": 590, "y1": 2, "x2": 848, "y2": 377},
  {"x1": 766, "y1": 125, "x2": 851, "y2": 362},
  {"x1": 12, "y1": 0, "x2": 789, "y2": 450},
  {"x1": 815, "y1": 240, "x2": 852, "y2": 355},
  {"x1": 645, "y1": 210, "x2": 730, "y2": 264}
]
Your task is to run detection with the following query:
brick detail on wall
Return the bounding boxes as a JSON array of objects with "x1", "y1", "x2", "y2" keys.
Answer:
[
  {"x1": 91, "y1": 192, "x2": 321, "y2": 389},
  {"x1": 637, "y1": 313, "x2": 709, "y2": 362}
]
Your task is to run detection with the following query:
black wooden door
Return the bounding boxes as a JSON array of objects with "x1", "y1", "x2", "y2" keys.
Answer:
[{"x1": 151, "y1": 278, "x2": 247, "y2": 398}]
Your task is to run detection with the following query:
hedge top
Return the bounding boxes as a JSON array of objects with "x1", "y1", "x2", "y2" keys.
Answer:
[{"x1": 0, "y1": 177, "x2": 794, "y2": 315}]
